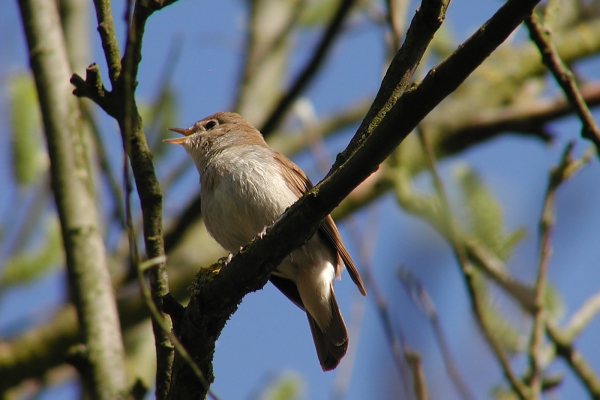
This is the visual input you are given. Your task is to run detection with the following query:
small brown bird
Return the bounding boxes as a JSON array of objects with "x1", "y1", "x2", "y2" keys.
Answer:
[{"x1": 165, "y1": 112, "x2": 366, "y2": 370}]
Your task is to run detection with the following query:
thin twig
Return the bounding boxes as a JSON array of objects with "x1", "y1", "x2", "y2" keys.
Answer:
[
  {"x1": 527, "y1": 143, "x2": 581, "y2": 396},
  {"x1": 562, "y1": 290, "x2": 600, "y2": 340},
  {"x1": 528, "y1": 145, "x2": 595, "y2": 397},
  {"x1": 417, "y1": 125, "x2": 529, "y2": 399},
  {"x1": 122, "y1": 152, "x2": 218, "y2": 400},
  {"x1": 384, "y1": 0, "x2": 401, "y2": 50},
  {"x1": 92, "y1": 0, "x2": 121, "y2": 83},
  {"x1": 546, "y1": 322, "x2": 600, "y2": 397},
  {"x1": 525, "y1": 13, "x2": 600, "y2": 155},
  {"x1": 260, "y1": 0, "x2": 355, "y2": 135},
  {"x1": 120, "y1": 2, "x2": 183, "y2": 396},
  {"x1": 397, "y1": 267, "x2": 475, "y2": 400}
]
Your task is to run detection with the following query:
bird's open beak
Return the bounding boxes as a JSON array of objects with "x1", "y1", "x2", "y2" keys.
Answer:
[{"x1": 163, "y1": 127, "x2": 194, "y2": 144}]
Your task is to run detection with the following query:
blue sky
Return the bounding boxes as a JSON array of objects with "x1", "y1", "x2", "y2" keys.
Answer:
[{"x1": 1, "y1": 0, "x2": 600, "y2": 399}]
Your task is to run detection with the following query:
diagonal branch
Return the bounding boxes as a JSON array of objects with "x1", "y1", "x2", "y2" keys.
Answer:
[{"x1": 525, "y1": 13, "x2": 600, "y2": 155}]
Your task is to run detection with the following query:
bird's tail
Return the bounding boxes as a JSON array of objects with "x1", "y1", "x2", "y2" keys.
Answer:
[{"x1": 307, "y1": 283, "x2": 348, "y2": 371}]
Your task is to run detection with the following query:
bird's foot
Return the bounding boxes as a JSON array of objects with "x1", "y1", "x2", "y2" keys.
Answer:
[
  {"x1": 217, "y1": 253, "x2": 234, "y2": 266},
  {"x1": 256, "y1": 225, "x2": 269, "y2": 239}
]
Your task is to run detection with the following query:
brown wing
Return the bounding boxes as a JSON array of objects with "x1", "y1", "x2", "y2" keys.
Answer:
[
  {"x1": 320, "y1": 215, "x2": 366, "y2": 295},
  {"x1": 274, "y1": 152, "x2": 367, "y2": 296}
]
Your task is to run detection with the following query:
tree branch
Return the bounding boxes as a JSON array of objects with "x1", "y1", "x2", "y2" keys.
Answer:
[
  {"x1": 526, "y1": 13, "x2": 600, "y2": 155},
  {"x1": 91, "y1": 0, "x2": 121, "y2": 84},
  {"x1": 546, "y1": 322, "x2": 600, "y2": 398},
  {"x1": 17, "y1": 0, "x2": 128, "y2": 398},
  {"x1": 0, "y1": 307, "x2": 80, "y2": 392},
  {"x1": 260, "y1": 0, "x2": 356, "y2": 135},
  {"x1": 72, "y1": 0, "x2": 183, "y2": 397}
]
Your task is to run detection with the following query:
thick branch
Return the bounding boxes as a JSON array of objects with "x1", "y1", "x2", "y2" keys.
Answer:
[
  {"x1": 340, "y1": 0, "x2": 450, "y2": 163},
  {"x1": 17, "y1": 0, "x2": 127, "y2": 398}
]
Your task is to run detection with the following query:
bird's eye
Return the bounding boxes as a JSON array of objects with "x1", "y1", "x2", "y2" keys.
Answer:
[{"x1": 205, "y1": 120, "x2": 218, "y2": 130}]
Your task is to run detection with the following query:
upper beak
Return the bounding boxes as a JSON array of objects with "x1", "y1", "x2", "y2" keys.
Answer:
[{"x1": 164, "y1": 127, "x2": 194, "y2": 144}]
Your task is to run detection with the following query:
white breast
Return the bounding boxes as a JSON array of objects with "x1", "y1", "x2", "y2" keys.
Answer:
[{"x1": 200, "y1": 146, "x2": 299, "y2": 253}]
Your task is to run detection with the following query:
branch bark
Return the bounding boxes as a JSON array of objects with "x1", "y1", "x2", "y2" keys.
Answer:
[
  {"x1": 17, "y1": 0, "x2": 127, "y2": 398},
  {"x1": 525, "y1": 13, "x2": 600, "y2": 155},
  {"x1": 72, "y1": 0, "x2": 182, "y2": 396}
]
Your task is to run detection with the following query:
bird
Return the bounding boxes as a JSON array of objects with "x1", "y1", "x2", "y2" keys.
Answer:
[{"x1": 164, "y1": 111, "x2": 366, "y2": 371}]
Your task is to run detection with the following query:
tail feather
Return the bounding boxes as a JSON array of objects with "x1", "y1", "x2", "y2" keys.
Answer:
[{"x1": 307, "y1": 284, "x2": 348, "y2": 371}]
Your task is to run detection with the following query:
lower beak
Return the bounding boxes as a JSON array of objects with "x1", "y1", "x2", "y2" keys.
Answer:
[
  {"x1": 163, "y1": 137, "x2": 188, "y2": 144},
  {"x1": 164, "y1": 127, "x2": 194, "y2": 144}
]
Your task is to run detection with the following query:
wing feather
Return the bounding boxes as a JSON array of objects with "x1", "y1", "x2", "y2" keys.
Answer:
[{"x1": 274, "y1": 152, "x2": 366, "y2": 296}]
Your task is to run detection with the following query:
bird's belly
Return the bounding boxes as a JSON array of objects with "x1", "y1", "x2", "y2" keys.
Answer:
[{"x1": 201, "y1": 169, "x2": 297, "y2": 254}]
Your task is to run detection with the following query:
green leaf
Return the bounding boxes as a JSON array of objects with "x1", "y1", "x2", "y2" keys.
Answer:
[
  {"x1": 472, "y1": 271, "x2": 527, "y2": 353},
  {"x1": 8, "y1": 72, "x2": 46, "y2": 186},
  {"x1": 542, "y1": 282, "x2": 564, "y2": 321},
  {"x1": 2, "y1": 216, "x2": 64, "y2": 285},
  {"x1": 258, "y1": 372, "x2": 304, "y2": 400},
  {"x1": 454, "y1": 165, "x2": 526, "y2": 261}
]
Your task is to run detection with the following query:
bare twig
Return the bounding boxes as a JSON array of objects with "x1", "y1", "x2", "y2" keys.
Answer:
[
  {"x1": 416, "y1": 125, "x2": 529, "y2": 399},
  {"x1": 91, "y1": 0, "x2": 121, "y2": 83},
  {"x1": 397, "y1": 267, "x2": 475, "y2": 400},
  {"x1": 73, "y1": 0, "x2": 185, "y2": 396},
  {"x1": 546, "y1": 322, "x2": 600, "y2": 397},
  {"x1": 17, "y1": 0, "x2": 128, "y2": 397},
  {"x1": 562, "y1": 290, "x2": 600, "y2": 340},
  {"x1": 525, "y1": 144, "x2": 594, "y2": 397},
  {"x1": 526, "y1": 13, "x2": 600, "y2": 155},
  {"x1": 121, "y1": 2, "x2": 176, "y2": 396},
  {"x1": 260, "y1": 0, "x2": 355, "y2": 135},
  {"x1": 527, "y1": 143, "x2": 591, "y2": 396}
]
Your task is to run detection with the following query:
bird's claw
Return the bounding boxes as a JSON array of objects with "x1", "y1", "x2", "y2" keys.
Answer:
[
  {"x1": 256, "y1": 225, "x2": 269, "y2": 239},
  {"x1": 217, "y1": 253, "x2": 234, "y2": 266}
]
